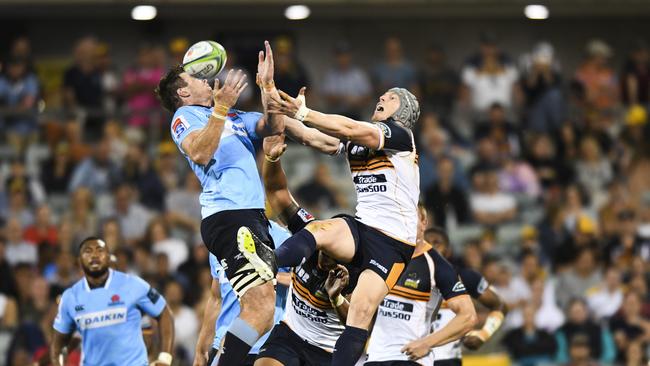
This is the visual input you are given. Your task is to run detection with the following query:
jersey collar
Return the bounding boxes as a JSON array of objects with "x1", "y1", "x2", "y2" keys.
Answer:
[{"x1": 83, "y1": 269, "x2": 113, "y2": 292}]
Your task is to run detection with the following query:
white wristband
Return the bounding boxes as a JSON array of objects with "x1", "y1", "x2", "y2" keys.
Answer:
[
  {"x1": 157, "y1": 352, "x2": 173, "y2": 365},
  {"x1": 294, "y1": 93, "x2": 310, "y2": 122}
]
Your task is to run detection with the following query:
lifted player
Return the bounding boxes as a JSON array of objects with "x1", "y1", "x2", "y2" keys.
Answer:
[
  {"x1": 239, "y1": 87, "x2": 421, "y2": 365},
  {"x1": 365, "y1": 208, "x2": 477, "y2": 365},
  {"x1": 255, "y1": 134, "x2": 355, "y2": 366},
  {"x1": 156, "y1": 41, "x2": 283, "y2": 365},
  {"x1": 425, "y1": 227, "x2": 508, "y2": 366}
]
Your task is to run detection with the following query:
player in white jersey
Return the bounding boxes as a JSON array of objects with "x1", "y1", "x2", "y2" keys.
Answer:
[
  {"x1": 365, "y1": 208, "x2": 477, "y2": 365},
  {"x1": 238, "y1": 86, "x2": 421, "y2": 365},
  {"x1": 425, "y1": 227, "x2": 508, "y2": 366},
  {"x1": 255, "y1": 134, "x2": 355, "y2": 366}
]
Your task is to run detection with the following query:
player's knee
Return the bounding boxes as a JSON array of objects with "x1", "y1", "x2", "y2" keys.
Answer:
[
  {"x1": 239, "y1": 284, "x2": 275, "y2": 331},
  {"x1": 349, "y1": 298, "x2": 375, "y2": 322}
]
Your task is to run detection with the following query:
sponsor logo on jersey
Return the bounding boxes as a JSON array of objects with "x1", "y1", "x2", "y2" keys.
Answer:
[
  {"x1": 297, "y1": 208, "x2": 315, "y2": 223},
  {"x1": 172, "y1": 115, "x2": 189, "y2": 139},
  {"x1": 291, "y1": 293, "x2": 329, "y2": 323},
  {"x1": 369, "y1": 259, "x2": 388, "y2": 274},
  {"x1": 404, "y1": 273, "x2": 420, "y2": 289},
  {"x1": 379, "y1": 298, "x2": 413, "y2": 320},
  {"x1": 353, "y1": 174, "x2": 387, "y2": 185},
  {"x1": 477, "y1": 277, "x2": 489, "y2": 295},
  {"x1": 452, "y1": 281, "x2": 466, "y2": 293},
  {"x1": 75, "y1": 307, "x2": 127, "y2": 330},
  {"x1": 74, "y1": 305, "x2": 85, "y2": 312},
  {"x1": 356, "y1": 185, "x2": 387, "y2": 193},
  {"x1": 147, "y1": 287, "x2": 161, "y2": 304},
  {"x1": 378, "y1": 122, "x2": 392, "y2": 138},
  {"x1": 108, "y1": 294, "x2": 124, "y2": 306}
]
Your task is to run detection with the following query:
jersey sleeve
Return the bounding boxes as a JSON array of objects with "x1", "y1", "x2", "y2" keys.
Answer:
[
  {"x1": 209, "y1": 254, "x2": 222, "y2": 279},
  {"x1": 53, "y1": 290, "x2": 75, "y2": 334},
  {"x1": 430, "y1": 249, "x2": 467, "y2": 300},
  {"x1": 238, "y1": 111, "x2": 263, "y2": 142},
  {"x1": 287, "y1": 207, "x2": 316, "y2": 234},
  {"x1": 458, "y1": 267, "x2": 489, "y2": 299},
  {"x1": 132, "y1": 276, "x2": 167, "y2": 317},
  {"x1": 170, "y1": 108, "x2": 204, "y2": 154},
  {"x1": 376, "y1": 120, "x2": 413, "y2": 152}
]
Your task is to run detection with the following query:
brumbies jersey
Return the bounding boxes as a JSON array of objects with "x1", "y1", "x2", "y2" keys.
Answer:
[
  {"x1": 432, "y1": 267, "x2": 488, "y2": 361},
  {"x1": 53, "y1": 270, "x2": 166, "y2": 366},
  {"x1": 282, "y1": 207, "x2": 353, "y2": 352},
  {"x1": 170, "y1": 105, "x2": 265, "y2": 219},
  {"x1": 337, "y1": 119, "x2": 419, "y2": 244},
  {"x1": 366, "y1": 247, "x2": 466, "y2": 365}
]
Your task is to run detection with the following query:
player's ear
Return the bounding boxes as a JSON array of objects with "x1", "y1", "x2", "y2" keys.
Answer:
[{"x1": 177, "y1": 86, "x2": 190, "y2": 98}]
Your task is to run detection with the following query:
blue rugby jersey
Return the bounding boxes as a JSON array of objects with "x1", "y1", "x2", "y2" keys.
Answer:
[
  {"x1": 170, "y1": 105, "x2": 265, "y2": 218},
  {"x1": 53, "y1": 269, "x2": 166, "y2": 366},
  {"x1": 209, "y1": 221, "x2": 291, "y2": 356}
]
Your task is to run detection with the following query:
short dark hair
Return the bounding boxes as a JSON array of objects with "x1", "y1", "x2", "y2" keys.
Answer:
[
  {"x1": 78, "y1": 236, "x2": 104, "y2": 252},
  {"x1": 424, "y1": 226, "x2": 449, "y2": 246},
  {"x1": 155, "y1": 65, "x2": 187, "y2": 112}
]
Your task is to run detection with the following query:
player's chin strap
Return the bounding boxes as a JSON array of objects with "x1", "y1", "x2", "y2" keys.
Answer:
[
  {"x1": 150, "y1": 352, "x2": 173, "y2": 366},
  {"x1": 466, "y1": 310, "x2": 505, "y2": 342},
  {"x1": 294, "y1": 93, "x2": 311, "y2": 122}
]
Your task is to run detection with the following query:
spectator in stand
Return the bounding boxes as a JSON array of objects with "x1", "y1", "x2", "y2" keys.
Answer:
[
  {"x1": 177, "y1": 243, "x2": 209, "y2": 305},
  {"x1": 461, "y1": 32, "x2": 520, "y2": 116},
  {"x1": 273, "y1": 36, "x2": 310, "y2": 97},
  {"x1": 100, "y1": 217, "x2": 122, "y2": 252},
  {"x1": 169, "y1": 37, "x2": 189, "y2": 65},
  {"x1": 296, "y1": 163, "x2": 346, "y2": 215},
  {"x1": 418, "y1": 44, "x2": 459, "y2": 120},
  {"x1": 554, "y1": 298, "x2": 616, "y2": 364},
  {"x1": 19, "y1": 275, "x2": 51, "y2": 324},
  {"x1": 166, "y1": 171, "x2": 202, "y2": 235},
  {"x1": 372, "y1": 36, "x2": 418, "y2": 94},
  {"x1": 605, "y1": 209, "x2": 650, "y2": 270},
  {"x1": 23, "y1": 205, "x2": 57, "y2": 247},
  {"x1": 575, "y1": 135, "x2": 613, "y2": 203},
  {"x1": 122, "y1": 44, "x2": 164, "y2": 127},
  {"x1": 40, "y1": 142, "x2": 75, "y2": 195},
  {"x1": 46, "y1": 250, "x2": 78, "y2": 297},
  {"x1": 574, "y1": 39, "x2": 619, "y2": 112},
  {"x1": 423, "y1": 155, "x2": 471, "y2": 228},
  {"x1": 95, "y1": 42, "x2": 120, "y2": 118},
  {"x1": 621, "y1": 40, "x2": 650, "y2": 107},
  {"x1": 0, "y1": 238, "x2": 18, "y2": 297},
  {"x1": 104, "y1": 183, "x2": 153, "y2": 246},
  {"x1": 609, "y1": 291, "x2": 650, "y2": 364},
  {"x1": 0, "y1": 56, "x2": 39, "y2": 153},
  {"x1": 527, "y1": 133, "x2": 575, "y2": 189},
  {"x1": 470, "y1": 167, "x2": 517, "y2": 226},
  {"x1": 565, "y1": 335, "x2": 601, "y2": 366},
  {"x1": 5, "y1": 218, "x2": 37, "y2": 266},
  {"x1": 498, "y1": 155, "x2": 541, "y2": 199},
  {"x1": 62, "y1": 36, "x2": 104, "y2": 140},
  {"x1": 502, "y1": 303, "x2": 557, "y2": 366},
  {"x1": 520, "y1": 41, "x2": 565, "y2": 132},
  {"x1": 556, "y1": 248, "x2": 603, "y2": 309},
  {"x1": 7, "y1": 36, "x2": 34, "y2": 71},
  {"x1": 586, "y1": 266, "x2": 624, "y2": 321},
  {"x1": 68, "y1": 137, "x2": 121, "y2": 194},
  {"x1": 145, "y1": 217, "x2": 188, "y2": 273},
  {"x1": 598, "y1": 181, "x2": 633, "y2": 238},
  {"x1": 474, "y1": 103, "x2": 520, "y2": 157},
  {"x1": 5, "y1": 158, "x2": 45, "y2": 210},
  {"x1": 121, "y1": 142, "x2": 166, "y2": 211},
  {"x1": 0, "y1": 290, "x2": 18, "y2": 328},
  {"x1": 61, "y1": 187, "x2": 97, "y2": 247},
  {"x1": 321, "y1": 41, "x2": 372, "y2": 120},
  {"x1": 164, "y1": 280, "x2": 198, "y2": 361}
]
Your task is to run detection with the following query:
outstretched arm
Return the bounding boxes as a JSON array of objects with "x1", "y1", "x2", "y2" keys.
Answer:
[
  {"x1": 262, "y1": 134, "x2": 301, "y2": 224},
  {"x1": 256, "y1": 40, "x2": 284, "y2": 138},
  {"x1": 324, "y1": 264, "x2": 351, "y2": 324},
  {"x1": 269, "y1": 90, "x2": 382, "y2": 150},
  {"x1": 154, "y1": 305, "x2": 175, "y2": 366}
]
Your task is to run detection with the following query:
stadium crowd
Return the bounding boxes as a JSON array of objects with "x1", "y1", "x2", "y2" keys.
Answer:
[{"x1": 0, "y1": 32, "x2": 649, "y2": 366}]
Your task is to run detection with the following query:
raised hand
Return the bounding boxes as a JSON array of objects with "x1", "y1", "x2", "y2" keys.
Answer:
[
  {"x1": 212, "y1": 69, "x2": 248, "y2": 109},
  {"x1": 257, "y1": 40, "x2": 274, "y2": 87},
  {"x1": 324, "y1": 264, "x2": 349, "y2": 300},
  {"x1": 268, "y1": 87, "x2": 306, "y2": 118},
  {"x1": 263, "y1": 133, "x2": 287, "y2": 161}
]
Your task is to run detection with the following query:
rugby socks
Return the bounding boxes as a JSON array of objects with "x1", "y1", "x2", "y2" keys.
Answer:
[
  {"x1": 331, "y1": 325, "x2": 368, "y2": 366},
  {"x1": 274, "y1": 228, "x2": 317, "y2": 268},
  {"x1": 217, "y1": 318, "x2": 259, "y2": 366}
]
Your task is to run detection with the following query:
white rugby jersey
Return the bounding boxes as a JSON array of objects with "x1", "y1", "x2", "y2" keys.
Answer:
[
  {"x1": 338, "y1": 119, "x2": 420, "y2": 244},
  {"x1": 432, "y1": 267, "x2": 489, "y2": 361},
  {"x1": 283, "y1": 253, "x2": 345, "y2": 352},
  {"x1": 366, "y1": 246, "x2": 467, "y2": 365}
]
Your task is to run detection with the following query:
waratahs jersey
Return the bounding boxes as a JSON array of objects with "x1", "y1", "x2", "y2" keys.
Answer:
[
  {"x1": 170, "y1": 105, "x2": 264, "y2": 218},
  {"x1": 53, "y1": 269, "x2": 166, "y2": 366},
  {"x1": 209, "y1": 220, "x2": 291, "y2": 355}
]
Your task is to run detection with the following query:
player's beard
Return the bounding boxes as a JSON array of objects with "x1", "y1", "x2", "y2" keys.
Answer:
[{"x1": 82, "y1": 265, "x2": 109, "y2": 279}]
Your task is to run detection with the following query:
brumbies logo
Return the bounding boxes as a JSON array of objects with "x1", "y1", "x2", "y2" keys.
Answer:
[
  {"x1": 378, "y1": 123, "x2": 391, "y2": 138},
  {"x1": 172, "y1": 115, "x2": 189, "y2": 139},
  {"x1": 404, "y1": 273, "x2": 420, "y2": 289}
]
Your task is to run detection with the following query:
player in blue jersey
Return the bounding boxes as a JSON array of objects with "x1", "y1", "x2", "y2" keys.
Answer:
[
  {"x1": 155, "y1": 41, "x2": 286, "y2": 365},
  {"x1": 50, "y1": 237, "x2": 175, "y2": 366},
  {"x1": 193, "y1": 221, "x2": 292, "y2": 366}
]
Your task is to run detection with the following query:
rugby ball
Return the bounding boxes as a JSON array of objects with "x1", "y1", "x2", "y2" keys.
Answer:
[{"x1": 182, "y1": 40, "x2": 227, "y2": 80}]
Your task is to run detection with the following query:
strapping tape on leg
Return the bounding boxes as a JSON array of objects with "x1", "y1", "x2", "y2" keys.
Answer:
[{"x1": 230, "y1": 262, "x2": 267, "y2": 298}]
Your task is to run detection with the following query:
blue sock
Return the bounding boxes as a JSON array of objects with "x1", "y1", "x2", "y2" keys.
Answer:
[
  {"x1": 274, "y1": 228, "x2": 317, "y2": 267},
  {"x1": 216, "y1": 317, "x2": 259, "y2": 366},
  {"x1": 331, "y1": 325, "x2": 368, "y2": 366}
]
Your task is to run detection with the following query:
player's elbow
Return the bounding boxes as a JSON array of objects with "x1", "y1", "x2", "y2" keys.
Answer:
[
  {"x1": 189, "y1": 150, "x2": 211, "y2": 166},
  {"x1": 461, "y1": 307, "x2": 478, "y2": 334}
]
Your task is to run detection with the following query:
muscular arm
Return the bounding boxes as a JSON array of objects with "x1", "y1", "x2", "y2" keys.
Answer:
[
  {"x1": 332, "y1": 296, "x2": 350, "y2": 324},
  {"x1": 262, "y1": 135, "x2": 301, "y2": 225},
  {"x1": 478, "y1": 286, "x2": 508, "y2": 314},
  {"x1": 50, "y1": 330, "x2": 72, "y2": 366},
  {"x1": 284, "y1": 118, "x2": 341, "y2": 155},
  {"x1": 194, "y1": 279, "x2": 221, "y2": 365},
  {"x1": 463, "y1": 286, "x2": 508, "y2": 350},
  {"x1": 423, "y1": 295, "x2": 477, "y2": 347},
  {"x1": 302, "y1": 109, "x2": 381, "y2": 149},
  {"x1": 181, "y1": 116, "x2": 226, "y2": 166},
  {"x1": 156, "y1": 305, "x2": 175, "y2": 356}
]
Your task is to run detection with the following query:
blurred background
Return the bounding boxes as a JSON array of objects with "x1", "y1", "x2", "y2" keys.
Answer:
[{"x1": 0, "y1": 0, "x2": 650, "y2": 365}]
